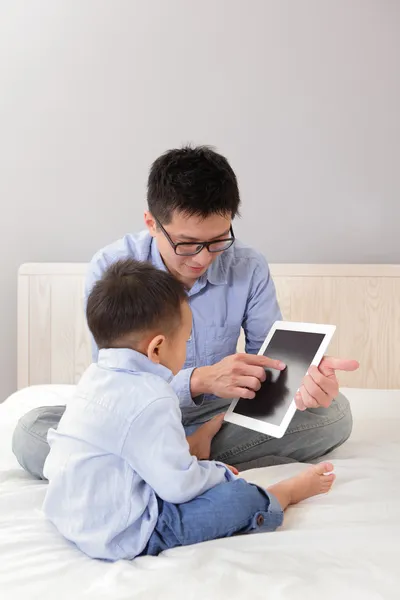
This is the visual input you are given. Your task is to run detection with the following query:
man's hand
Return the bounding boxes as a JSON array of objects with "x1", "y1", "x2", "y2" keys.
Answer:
[
  {"x1": 295, "y1": 357, "x2": 359, "y2": 411},
  {"x1": 191, "y1": 354, "x2": 286, "y2": 399},
  {"x1": 186, "y1": 414, "x2": 225, "y2": 460}
]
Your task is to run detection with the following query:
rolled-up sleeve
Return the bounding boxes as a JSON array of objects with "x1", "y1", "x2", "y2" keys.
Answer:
[
  {"x1": 252, "y1": 488, "x2": 284, "y2": 532},
  {"x1": 170, "y1": 368, "x2": 199, "y2": 408}
]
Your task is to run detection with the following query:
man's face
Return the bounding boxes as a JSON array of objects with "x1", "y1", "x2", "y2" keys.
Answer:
[{"x1": 144, "y1": 210, "x2": 232, "y2": 285}]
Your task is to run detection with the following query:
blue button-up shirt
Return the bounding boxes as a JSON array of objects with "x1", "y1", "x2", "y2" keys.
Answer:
[
  {"x1": 43, "y1": 349, "x2": 235, "y2": 561},
  {"x1": 85, "y1": 231, "x2": 281, "y2": 406}
]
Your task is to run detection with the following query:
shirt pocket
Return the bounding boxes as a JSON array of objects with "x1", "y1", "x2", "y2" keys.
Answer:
[{"x1": 205, "y1": 324, "x2": 241, "y2": 364}]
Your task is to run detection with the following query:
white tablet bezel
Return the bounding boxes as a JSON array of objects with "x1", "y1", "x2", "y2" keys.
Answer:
[{"x1": 224, "y1": 321, "x2": 336, "y2": 439}]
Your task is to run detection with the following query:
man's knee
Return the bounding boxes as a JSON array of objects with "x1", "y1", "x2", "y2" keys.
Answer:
[
  {"x1": 326, "y1": 392, "x2": 353, "y2": 450},
  {"x1": 302, "y1": 392, "x2": 353, "y2": 460},
  {"x1": 12, "y1": 405, "x2": 66, "y2": 480}
]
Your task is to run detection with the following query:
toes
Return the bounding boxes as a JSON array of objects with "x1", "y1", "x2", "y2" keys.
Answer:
[
  {"x1": 321, "y1": 474, "x2": 336, "y2": 489},
  {"x1": 314, "y1": 462, "x2": 334, "y2": 475}
]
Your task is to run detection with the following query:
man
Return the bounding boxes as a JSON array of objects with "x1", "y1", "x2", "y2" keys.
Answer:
[{"x1": 13, "y1": 145, "x2": 359, "y2": 478}]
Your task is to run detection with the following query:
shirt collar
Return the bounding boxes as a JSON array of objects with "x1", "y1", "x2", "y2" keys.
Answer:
[
  {"x1": 206, "y1": 255, "x2": 228, "y2": 285},
  {"x1": 97, "y1": 348, "x2": 173, "y2": 383},
  {"x1": 150, "y1": 237, "x2": 229, "y2": 286}
]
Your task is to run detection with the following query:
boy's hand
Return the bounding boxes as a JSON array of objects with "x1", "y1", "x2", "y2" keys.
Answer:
[{"x1": 225, "y1": 464, "x2": 239, "y2": 475}]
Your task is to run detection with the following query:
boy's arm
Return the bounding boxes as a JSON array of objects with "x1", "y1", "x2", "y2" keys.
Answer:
[
  {"x1": 121, "y1": 396, "x2": 236, "y2": 504},
  {"x1": 170, "y1": 368, "x2": 198, "y2": 408}
]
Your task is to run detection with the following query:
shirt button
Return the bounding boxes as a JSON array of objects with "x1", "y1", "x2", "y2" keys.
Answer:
[{"x1": 256, "y1": 514, "x2": 264, "y2": 527}]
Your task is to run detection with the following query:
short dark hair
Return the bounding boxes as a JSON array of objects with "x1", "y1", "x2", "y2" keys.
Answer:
[
  {"x1": 86, "y1": 259, "x2": 187, "y2": 349},
  {"x1": 147, "y1": 145, "x2": 241, "y2": 224}
]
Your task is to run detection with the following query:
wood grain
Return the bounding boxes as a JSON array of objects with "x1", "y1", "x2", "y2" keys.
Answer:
[
  {"x1": 28, "y1": 275, "x2": 52, "y2": 385},
  {"x1": 51, "y1": 277, "x2": 77, "y2": 384}
]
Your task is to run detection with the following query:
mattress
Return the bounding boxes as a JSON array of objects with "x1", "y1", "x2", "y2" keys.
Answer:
[{"x1": 1, "y1": 385, "x2": 400, "y2": 600}]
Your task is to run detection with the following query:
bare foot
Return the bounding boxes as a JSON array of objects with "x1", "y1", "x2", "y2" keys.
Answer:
[
  {"x1": 186, "y1": 414, "x2": 225, "y2": 460},
  {"x1": 268, "y1": 462, "x2": 335, "y2": 510}
]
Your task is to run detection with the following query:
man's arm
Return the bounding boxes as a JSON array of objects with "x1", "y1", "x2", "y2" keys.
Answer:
[
  {"x1": 241, "y1": 256, "x2": 282, "y2": 354},
  {"x1": 188, "y1": 256, "x2": 285, "y2": 400},
  {"x1": 121, "y1": 396, "x2": 236, "y2": 504},
  {"x1": 241, "y1": 256, "x2": 359, "y2": 409},
  {"x1": 187, "y1": 253, "x2": 358, "y2": 405}
]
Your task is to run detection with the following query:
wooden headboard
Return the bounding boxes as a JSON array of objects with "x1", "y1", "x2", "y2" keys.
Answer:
[{"x1": 17, "y1": 263, "x2": 400, "y2": 390}]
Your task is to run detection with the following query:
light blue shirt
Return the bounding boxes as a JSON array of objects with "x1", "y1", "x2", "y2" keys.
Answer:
[
  {"x1": 85, "y1": 231, "x2": 281, "y2": 406},
  {"x1": 43, "y1": 348, "x2": 236, "y2": 561}
]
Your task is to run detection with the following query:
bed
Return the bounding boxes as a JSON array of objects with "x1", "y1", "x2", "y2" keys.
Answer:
[{"x1": 1, "y1": 263, "x2": 400, "y2": 599}]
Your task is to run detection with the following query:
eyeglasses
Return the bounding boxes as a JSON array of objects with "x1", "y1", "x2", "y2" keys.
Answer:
[{"x1": 154, "y1": 217, "x2": 235, "y2": 256}]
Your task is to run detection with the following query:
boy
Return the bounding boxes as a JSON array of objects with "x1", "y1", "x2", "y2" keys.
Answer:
[{"x1": 43, "y1": 259, "x2": 335, "y2": 560}]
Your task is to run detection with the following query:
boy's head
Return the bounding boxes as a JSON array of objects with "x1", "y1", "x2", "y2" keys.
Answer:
[
  {"x1": 86, "y1": 259, "x2": 191, "y2": 374},
  {"x1": 144, "y1": 145, "x2": 240, "y2": 285}
]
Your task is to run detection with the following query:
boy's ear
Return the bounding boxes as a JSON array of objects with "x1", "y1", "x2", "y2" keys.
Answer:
[{"x1": 147, "y1": 334, "x2": 165, "y2": 363}]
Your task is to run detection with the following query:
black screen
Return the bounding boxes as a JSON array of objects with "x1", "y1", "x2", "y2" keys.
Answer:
[{"x1": 233, "y1": 329, "x2": 325, "y2": 426}]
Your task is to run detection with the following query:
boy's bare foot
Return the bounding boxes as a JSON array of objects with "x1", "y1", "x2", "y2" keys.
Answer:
[{"x1": 268, "y1": 462, "x2": 335, "y2": 511}]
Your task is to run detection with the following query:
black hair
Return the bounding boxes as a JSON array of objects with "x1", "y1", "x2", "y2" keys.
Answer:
[
  {"x1": 86, "y1": 259, "x2": 187, "y2": 349},
  {"x1": 147, "y1": 145, "x2": 241, "y2": 224}
]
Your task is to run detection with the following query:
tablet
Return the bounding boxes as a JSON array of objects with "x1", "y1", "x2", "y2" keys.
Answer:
[{"x1": 224, "y1": 321, "x2": 336, "y2": 439}]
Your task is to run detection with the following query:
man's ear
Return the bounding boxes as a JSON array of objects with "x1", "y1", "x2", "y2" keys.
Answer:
[
  {"x1": 147, "y1": 334, "x2": 165, "y2": 363},
  {"x1": 144, "y1": 211, "x2": 157, "y2": 237}
]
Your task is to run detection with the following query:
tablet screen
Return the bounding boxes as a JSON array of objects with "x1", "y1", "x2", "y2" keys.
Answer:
[{"x1": 233, "y1": 329, "x2": 326, "y2": 427}]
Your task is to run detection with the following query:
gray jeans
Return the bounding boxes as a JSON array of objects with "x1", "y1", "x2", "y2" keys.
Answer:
[{"x1": 12, "y1": 393, "x2": 352, "y2": 479}]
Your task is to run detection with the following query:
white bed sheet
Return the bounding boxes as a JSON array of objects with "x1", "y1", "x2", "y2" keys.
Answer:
[{"x1": 1, "y1": 385, "x2": 399, "y2": 600}]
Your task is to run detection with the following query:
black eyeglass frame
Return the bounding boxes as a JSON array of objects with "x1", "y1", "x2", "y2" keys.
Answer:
[{"x1": 154, "y1": 217, "x2": 235, "y2": 256}]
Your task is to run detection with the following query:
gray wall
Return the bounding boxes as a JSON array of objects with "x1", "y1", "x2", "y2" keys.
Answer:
[{"x1": 1, "y1": 0, "x2": 399, "y2": 401}]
